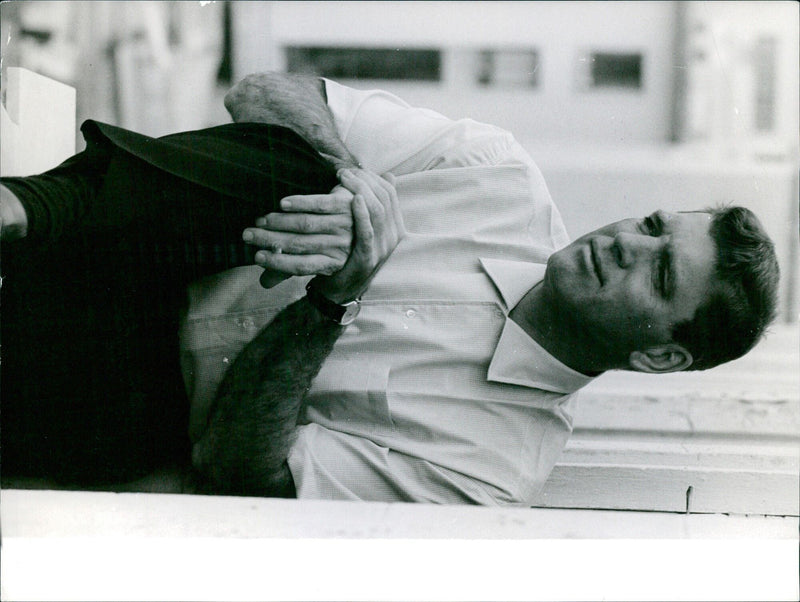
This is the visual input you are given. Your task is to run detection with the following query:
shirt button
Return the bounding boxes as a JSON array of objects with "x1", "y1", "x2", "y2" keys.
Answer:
[
  {"x1": 405, "y1": 309, "x2": 416, "y2": 318},
  {"x1": 237, "y1": 317, "x2": 255, "y2": 329}
]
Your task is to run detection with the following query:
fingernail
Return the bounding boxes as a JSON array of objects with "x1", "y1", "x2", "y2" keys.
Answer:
[
  {"x1": 242, "y1": 230, "x2": 254, "y2": 241},
  {"x1": 280, "y1": 199, "x2": 292, "y2": 210},
  {"x1": 255, "y1": 251, "x2": 266, "y2": 262},
  {"x1": 255, "y1": 217, "x2": 267, "y2": 227},
  {"x1": 339, "y1": 169, "x2": 351, "y2": 178}
]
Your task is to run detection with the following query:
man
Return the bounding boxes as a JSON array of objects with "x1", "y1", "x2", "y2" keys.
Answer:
[{"x1": 188, "y1": 73, "x2": 780, "y2": 504}]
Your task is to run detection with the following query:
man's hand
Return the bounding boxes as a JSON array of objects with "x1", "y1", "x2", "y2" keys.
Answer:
[
  {"x1": 243, "y1": 185, "x2": 354, "y2": 289},
  {"x1": 312, "y1": 169, "x2": 405, "y2": 303},
  {"x1": 243, "y1": 168, "x2": 404, "y2": 295}
]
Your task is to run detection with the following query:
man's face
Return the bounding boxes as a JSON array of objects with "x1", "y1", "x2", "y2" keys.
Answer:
[{"x1": 543, "y1": 210, "x2": 718, "y2": 363}]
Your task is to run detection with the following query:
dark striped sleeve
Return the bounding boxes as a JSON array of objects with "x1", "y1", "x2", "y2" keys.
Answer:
[{"x1": 1, "y1": 138, "x2": 113, "y2": 242}]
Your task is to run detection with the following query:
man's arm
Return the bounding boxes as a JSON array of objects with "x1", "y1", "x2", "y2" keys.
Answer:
[
  {"x1": 224, "y1": 72, "x2": 359, "y2": 170},
  {"x1": 228, "y1": 72, "x2": 518, "y2": 178},
  {"x1": 192, "y1": 295, "x2": 345, "y2": 496},
  {"x1": 224, "y1": 72, "x2": 357, "y2": 289},
  {"x1": 1, "y1": 183, "x2": 29, "y2": 240},
  {"x1": 225, "y1": 72, "x2": 397, "y2": 289},
  {"x1": 192, "y1": 169, "x2": 405, "y2": 496}
]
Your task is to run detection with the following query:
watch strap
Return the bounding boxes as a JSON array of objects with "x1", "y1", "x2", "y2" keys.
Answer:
[{"x1": 305, "y1": 282, "x2": 361, "y2": 325}]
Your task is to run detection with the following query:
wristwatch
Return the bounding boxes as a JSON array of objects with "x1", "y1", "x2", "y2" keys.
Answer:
[{"x1": 305, "y1": 281, "x2": 361, "y2": 325}]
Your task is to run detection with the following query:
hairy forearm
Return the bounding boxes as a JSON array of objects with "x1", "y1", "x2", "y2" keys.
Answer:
[
  {"x1": 193, "y1": 296, "x2": 344, "y2": 495},
  {"x1": 224, "y1": 72, "x2": 359, "y2": 170}
]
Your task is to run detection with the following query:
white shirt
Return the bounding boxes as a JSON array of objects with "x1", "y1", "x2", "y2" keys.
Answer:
[{"x1": 180, "y1": 81, "x2": 593, "y2": 505}]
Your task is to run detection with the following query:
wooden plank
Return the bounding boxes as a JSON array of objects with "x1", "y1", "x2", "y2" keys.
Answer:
[
  {"x1": 561, "y1": 437, "x2": 799, "y2": 470},
  {"x1": 2, "y1": 489, "x2": 797, "y2": 540},
  {"x1": 539, "y1": 435, "x2": 799, "y2": 515},
  {"x1": 539, "y1": 463, "x2": 798, "y2": 515}
]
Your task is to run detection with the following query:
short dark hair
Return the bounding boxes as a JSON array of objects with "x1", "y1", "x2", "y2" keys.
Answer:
[{"x1": 672, "y1": 205, "x2": 780, "y2": 371}]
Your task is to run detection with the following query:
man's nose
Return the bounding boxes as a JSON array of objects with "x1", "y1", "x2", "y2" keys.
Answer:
[{"x1": 613, "y1": 232, "x2": 658, "y2": 268}]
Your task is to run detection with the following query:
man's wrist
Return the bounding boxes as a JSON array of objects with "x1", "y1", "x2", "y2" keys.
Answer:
[
  {"x1": 307, "y1": 274, "x2": 363, "y2": 305},
  {"x1": 320, "y1": 153, "x2": 360, "y2": 172},
  {"x1": 304, "y1": 281, "x2": 361, "y2": 325}
]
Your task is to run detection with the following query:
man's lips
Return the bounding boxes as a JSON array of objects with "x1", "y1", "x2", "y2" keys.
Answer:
[{"x1": 589, "y1": 238, "x2": 604, "y2": 285}]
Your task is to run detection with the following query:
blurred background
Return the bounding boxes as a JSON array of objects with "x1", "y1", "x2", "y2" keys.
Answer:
[{"x1": 1, "y1": 0, "x2": 798, "y2": 322}]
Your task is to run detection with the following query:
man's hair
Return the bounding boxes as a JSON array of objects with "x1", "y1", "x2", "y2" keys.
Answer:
[{"x1": 671, "y1": 205, "x2": 779, "y2": 371}]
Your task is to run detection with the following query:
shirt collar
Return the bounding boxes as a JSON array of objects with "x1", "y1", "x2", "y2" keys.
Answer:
[
  {"x1": 480, "y1": 258, "x2": 595, "y2": 394},
  {"x1": 479, "y1": 257, "x2": 547, "y2": 309}
]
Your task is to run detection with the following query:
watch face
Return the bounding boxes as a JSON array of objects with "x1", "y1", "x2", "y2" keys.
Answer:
[{"x1": 340, "y1": 301, "x2": 361, "y2": 325}]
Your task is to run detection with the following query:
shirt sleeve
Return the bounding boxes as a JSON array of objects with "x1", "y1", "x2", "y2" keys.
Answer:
[
  {"x1": 0, "y1": 133, "x2": 112, "y2": 242},
  {"x1": 287, "y1": 423, "x2": 506, "y2": 505},
  {"x1": 324, "y1": 79, "x2": 517, "y2": 176}
]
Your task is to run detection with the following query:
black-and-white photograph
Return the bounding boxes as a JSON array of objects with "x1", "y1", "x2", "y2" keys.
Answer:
[{"x1": 1, "y1": 2, "x2": 798, "y2": 600}]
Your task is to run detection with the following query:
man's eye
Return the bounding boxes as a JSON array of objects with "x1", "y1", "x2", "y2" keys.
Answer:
[
  {"x1": 656, "y1": 259, "x2": 666, "y2": 296},
  {"x1": 655, "y1": 247, "x2": 673, "y2": 299}
]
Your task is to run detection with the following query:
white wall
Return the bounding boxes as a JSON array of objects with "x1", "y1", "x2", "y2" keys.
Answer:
[
  {"x1": 232, "y1": 0, "x2": 798, "y2": 319},
  {"x1": 232, "y1": 1, "x2": 677, "y2": 143},
  {"x1": 683, "y1": 1, "x2": 800, "y2": 161}
]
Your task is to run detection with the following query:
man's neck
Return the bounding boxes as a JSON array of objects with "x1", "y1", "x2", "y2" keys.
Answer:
[{"x1": 508, "y1": 283, "x2": 604, "y2": 377}]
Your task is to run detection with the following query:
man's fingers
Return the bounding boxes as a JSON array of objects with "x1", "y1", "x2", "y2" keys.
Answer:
[
  {"x1": 364, "y1": 170, "x2": 397, "y2": 205},
  {"x1": 278, "y1": 186, "x2": 353, "y2": 214},
  {"x1": 338, "y1": 169, "x2": 389, "y2": 206},
  {"x1": 350, "y1": 194, "x2": 375, "y2": 256},
  {"x1": 338, "y1": 169, "x2": 399, "y2": 229},
  {"x1": 254, "y1": 249, "x2": 346, "y2": 276},
  {"x1": 384, "y1": 172, "x2": 406, "y2": 239},
  {"x1": 244, "y1": 228, "x2": 349, "y2": 257},
  {"x1": 338, "y1": 170, "x2": 388, "y2": 227},
  {"x1": 252, "y1": 212, "x2": 352, "y2": 235}
]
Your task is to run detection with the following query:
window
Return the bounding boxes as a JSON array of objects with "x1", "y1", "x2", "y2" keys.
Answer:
[
  {"x1": 476, "y1": 49, "x2": 540, "y2": 87},
  {"x1": 285, "y1": 46, "x2": 441, "y2": 81},
  {"x1": 590, "y1": 52, "x2": 642, "y2": 88}
]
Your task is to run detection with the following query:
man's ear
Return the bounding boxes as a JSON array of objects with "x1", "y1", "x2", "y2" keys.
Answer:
[{"x1": 628, "y1": 344, "x2": 693, "y2": 374}]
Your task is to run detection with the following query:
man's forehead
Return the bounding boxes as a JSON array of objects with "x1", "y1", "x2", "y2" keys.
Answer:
[
  {"x1": 666, "y1": 211, "x2": 716, "y2": 250},
  {"x1": 671, "y1": 212, "x2": 719, "y2": 304}
]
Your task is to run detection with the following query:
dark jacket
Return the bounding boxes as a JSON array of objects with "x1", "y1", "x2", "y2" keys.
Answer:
[{"x1": 1, "y1": 120, "x2": 335, "y2": 486}]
